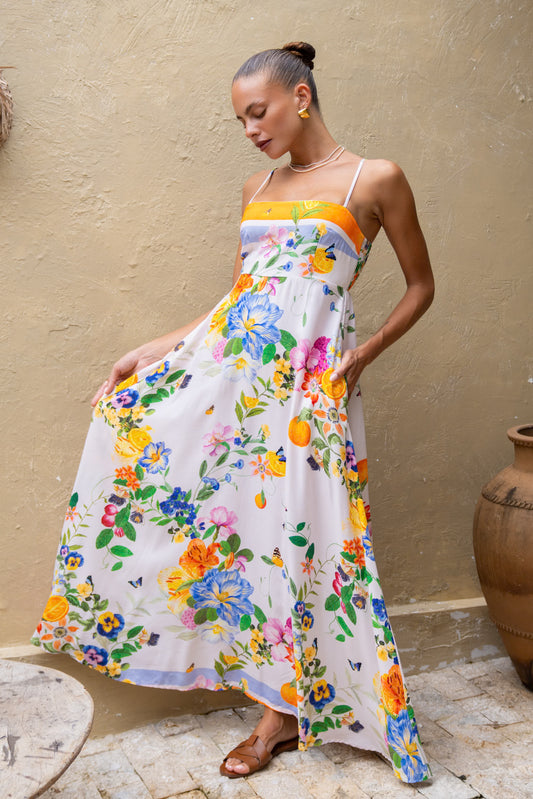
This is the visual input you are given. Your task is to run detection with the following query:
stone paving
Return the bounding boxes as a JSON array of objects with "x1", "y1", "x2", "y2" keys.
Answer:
[{"x1": 41, "y1": 656, "x2": 533, "y2": 799}]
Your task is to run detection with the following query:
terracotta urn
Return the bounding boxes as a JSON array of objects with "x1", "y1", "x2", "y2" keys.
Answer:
[{"x1": 473, "y1": 424, "x2": 533, "y2": 689}]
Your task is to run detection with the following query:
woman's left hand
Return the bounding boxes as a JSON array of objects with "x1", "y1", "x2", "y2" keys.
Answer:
[{"x1": 330, "y1": 345, "x2": 371, "y2": 398}]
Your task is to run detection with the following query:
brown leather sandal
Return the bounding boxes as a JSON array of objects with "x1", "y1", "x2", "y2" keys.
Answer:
[{"x1": 219, "y1": 732, "x2": 299, "y2": 778}]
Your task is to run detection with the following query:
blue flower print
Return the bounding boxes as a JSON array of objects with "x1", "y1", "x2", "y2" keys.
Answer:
[
  {"x1": 301, "y1": 610, "x2": 314, "y2": 631},
  {"x1": 111, "y1": 388, "x2": 139, "y2": 409},
  {"x1": 202, "y1": 476, "x2": 220, "y2": 491},
  {"x1": 309, "y1": 679, "x2": 336, "y2": 711},
  {"x1": 345, "y1": 441, "x2": 357, "y2": 471},
  {"x1": 160, "y1": 487, "x2": 198, "y2": 523},
  {"x1": 96, "y1": 611, "x2": 125, "y2": 640},
  {"x1": 372, "y1": 598, "x2": 388, "y2": 623},
  {"x1": 64, "y1": 551, "x2": 84, "y2": 570},
  {"x1": 387, "y1": 709, "x2": 427, "y2": 782},
  {"x1": 363, "y1": 527, "x2": 375, "y2": 561},
  {"x1": 190, "y1": 568, "x2": 254, "y2": 626},
  {"x1": 294, "y1": 600, "x2": 306, "y2": 615},
  {"x1": 83, "y1": 644, "x2": 109, "y2": 667},
  {"x1": 138, "y1": 442, "x2": 171, "y2": 474},
  {"x1": 145, "y1": 360, "x2": 170, "y2": 386},
  {"x1": 226, "y1": 293, "x2": 283, "y2": 360}
]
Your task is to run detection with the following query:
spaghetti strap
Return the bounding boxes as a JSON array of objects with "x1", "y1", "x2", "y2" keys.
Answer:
[
  {"x1": 248, "y1": 169, "x2": 275, "y2": 204},
  {"x1": 343, "y1": 159, "x2": 365, "y2": 207}
]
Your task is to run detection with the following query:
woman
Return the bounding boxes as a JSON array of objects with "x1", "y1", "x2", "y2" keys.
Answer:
[{"x1": 33, "y1": 43, "x2": 434, "y2": 784}]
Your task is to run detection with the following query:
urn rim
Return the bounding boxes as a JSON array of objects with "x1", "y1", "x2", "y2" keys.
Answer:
[{"x1": 507, "y1": 424, "x2": 533, "y2": 447}]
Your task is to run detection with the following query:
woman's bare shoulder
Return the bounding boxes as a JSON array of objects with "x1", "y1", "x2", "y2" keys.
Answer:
[
  {"x1": 242, "y1": 169, "x2": 273, "y2": 205},
  {"x1": 359, "y1": 157, "x2": 405, "y2": 183}
]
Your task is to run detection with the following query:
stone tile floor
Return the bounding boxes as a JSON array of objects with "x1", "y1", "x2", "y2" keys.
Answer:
[{"x1": 42, "y1": 656, "x2": 533, "y2": 799}]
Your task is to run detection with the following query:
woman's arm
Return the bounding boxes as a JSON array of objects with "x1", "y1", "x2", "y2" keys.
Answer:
[
  {"x1": 332, "y1": 162, "x2": 435, "y2": 395},
  {"x1": 90, "y1": 314, "x2": 209, "y2": 406},
  {"x1": 92, "y1": 174, "x2": 267, "y2": 407},
  {"x1": 91, "y1": 232, "x2": 249, "y2": 407}
]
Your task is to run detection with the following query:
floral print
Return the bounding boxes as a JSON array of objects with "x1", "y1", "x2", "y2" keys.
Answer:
[{"x1": 32, "y1": 200, "x2": 429, "y2": 783}]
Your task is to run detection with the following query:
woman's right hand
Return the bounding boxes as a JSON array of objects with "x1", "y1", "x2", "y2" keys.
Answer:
[
  {"x1": 90, "y1": 310, "x2": 212, "y2": 407},
  {"x1": 90, "y1": 346, "x2": 162, "y2": 407}
]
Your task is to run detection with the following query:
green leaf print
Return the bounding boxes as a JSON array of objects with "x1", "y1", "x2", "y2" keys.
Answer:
[
  {"x1": 296, "y1": 522, "x2": 306, "y2": 532},
  {"x1": 311, "y1": 721, "x2": 329, "y2": 734},
  {"x1": 141, "y1": 485, "x2": 157, "y2": 500},
  {"x1": 114, "y1": 503, "x2": 131, "y2": 528},
  {"x1": 165, "y1": 369, "x2": 185, "y2": 384},
  {"x1": 337, "y1": 616, "x2": 354, "y2": 638},
  {"x1": 325, "y1": 593, "x2": 341, "y2": 611},
  {"x1": 254, "y1": 604, "x2": 267, "y2": 624},
  {"x1": 280, "y1": 330, "x2": 297, "y2": 352},
  {"x1": 232, "y1": 338, "x2": 243, "y2": 355},
  {"x1": 223, "y1": 339, "x2": 234, "y2": 358},
  {"x1": 194, "y1": 608, "x2": 209, "y2": 625},
  {"x1": 227, "y1": 533, "x2": 241, "y2": 552},
  {"x1": 199, "y1": 460, "x2": 208, "y2": 478},
  {"x1": 127, "y1": 625, "x2": 144, "y2": 639},
  {"x1": 261, "y1": 555, "x2": 274, "y2": 566},
  {"x1": 111, "y1": 562, "x2": 123, "y2": 571},
  {"x1": 206, "y1": 608, "x2": 218, "y2": 621},
  {"x1": 247, "y1": 408, "x2": 265, "y2": 417},
  {"x1": 122, "y1": 521, "x2": 136, "y2": 542},
  {"x1": 197, "y1": 485, "x2": 215, "y2": 502},
  {"x1": 235, "y1": 401, "x2": 243, "y2": 423},
  {"x1": 306, "y1": 543, "x2": 315, "y2": 560},
  {"x1": 289, "y1": 535, "x2": 307, "y2": 547},
  {"x1": 110, "y1": 545, "x2": 133, "y2": 557},
  {"x1": 69, "y1": 492, "x2": 78, "y2": 508},
  {"x1": 240, "y1": 614, "x2": 252, "y2": 631},
  {"x1": 215, "y1": 449, "x2": 230, "y2": 467},
  {"x1": 262, "y1": 343, "x2": 277, "y2": 364},
  {"x1": 96, "y1": 529, "x2": 113, "y2": 549},
  {"x1": 135, "y1": 464, "x2": 144, "y2": 481}
]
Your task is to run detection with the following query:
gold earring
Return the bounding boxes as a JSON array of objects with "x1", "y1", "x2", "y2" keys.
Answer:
[{"x1": 298, "y1": 107, "x2": 310, "y2": 119}]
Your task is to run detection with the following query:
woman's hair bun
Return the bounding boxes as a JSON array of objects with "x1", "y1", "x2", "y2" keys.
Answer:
[{"x1": 281, "y1": 41, "x2": 315, "y2": 70}]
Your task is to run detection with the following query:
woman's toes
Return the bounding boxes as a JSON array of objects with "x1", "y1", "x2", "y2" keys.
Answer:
[{"x1": 225, "y1": 757, "x2": 249, "y2": 773}]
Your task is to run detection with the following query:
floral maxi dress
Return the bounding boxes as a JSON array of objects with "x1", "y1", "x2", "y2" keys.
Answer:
[{"x1": 33, "y1": 169, "x2": 431, "y2": 784}]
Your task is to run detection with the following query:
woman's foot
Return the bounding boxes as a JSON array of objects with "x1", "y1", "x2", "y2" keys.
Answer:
[{"x1": 222, "y1": 707, "x2": 298, "y2": 776}]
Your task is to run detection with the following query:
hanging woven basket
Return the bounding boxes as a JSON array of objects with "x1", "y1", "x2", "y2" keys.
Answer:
[{"x1": 0, "y1": 68, "x2": 14, "y2": 147}]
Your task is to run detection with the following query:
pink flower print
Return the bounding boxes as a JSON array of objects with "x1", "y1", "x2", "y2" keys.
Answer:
[
  {"x1": 290, "y1": 339, "x2": 311, "y2": 371},
  {"x1": 332, "y1": 570, "x2": 343, "y2": 596},
  {"x1": 259, "y1": 226, "x2": 289, "y2": 255},
  {"x1": 201, "y1": 506, "x2": 238, "y2": 538},
  {"x1": 234, "y1": 555, "x2": 248, "y2": 572},
  {"x1": 190, "y1": 674, "x2": 215, "y2": 689},
  {"x1": 263, "y1": 617, "x2": 285, "y2": 645},
  {"x1": 263, "y1": 617, "x2": 293, "y2": 662},
  {"x1": 265, "y1": 277, "x2": 281, "y2": 296},
  {"x1": 180, "y1": 607, "x2": 197, "y2": 630},
  {"x1": 212, "y1": 339, "x2": 227, "y2": 363},
  {"x1": 202, "y1": 423, "x2": 233, "y2": 457},
  {"x1": 307, "y1": 336, "x2": 331, "y2": 372}
]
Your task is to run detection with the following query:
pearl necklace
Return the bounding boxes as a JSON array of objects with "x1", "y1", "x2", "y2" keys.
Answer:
[{"x1": 289, "y1": 144, "x2": 345, "y2": 172}]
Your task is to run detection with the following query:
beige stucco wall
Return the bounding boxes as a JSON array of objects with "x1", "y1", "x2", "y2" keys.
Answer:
[{"x1": 1, "y1": 0, "x2": 531, "y2": 730}]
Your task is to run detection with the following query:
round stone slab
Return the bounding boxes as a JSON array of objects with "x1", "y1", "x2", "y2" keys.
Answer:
[{"x1": 0, "y1": 659, "x2": 94, "y2": 799}]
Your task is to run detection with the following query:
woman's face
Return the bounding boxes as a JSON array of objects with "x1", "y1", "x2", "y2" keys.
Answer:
[{"x1": 231, "y1": 72, "x2": 304, "y2": 159}]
